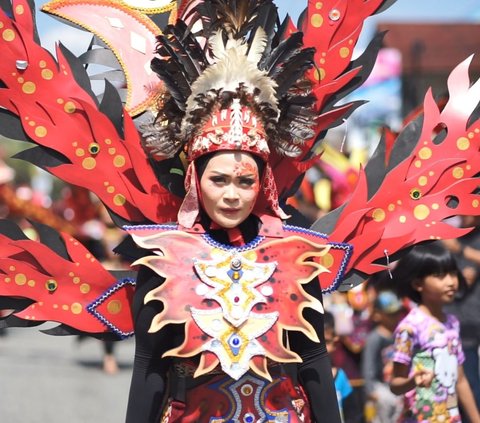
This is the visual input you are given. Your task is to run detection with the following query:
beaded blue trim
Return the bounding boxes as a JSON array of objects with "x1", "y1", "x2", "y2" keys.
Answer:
[
  {"x1": 201, "y1": 233, "x2": 265, "y2": 252},
  {"x1": 123, "y1": 224, "x2": 177, "y2": 231},
  {"x1": 283, "y1": 225, "x2": 353, "y2": 293},
  {"x1": 283, "y1": 224, "x2": 328, "y2": 239},
  {"x1": 324, "y1": 242, "x2": 354, "y2": 294},
  {"x1": 87, "y1": 277, "x2": 136, "y2": 339}
]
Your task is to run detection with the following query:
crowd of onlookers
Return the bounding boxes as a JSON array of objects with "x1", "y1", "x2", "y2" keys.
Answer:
[{"x1": 323, "y1": 217, "x2": 480, "y2": 422}]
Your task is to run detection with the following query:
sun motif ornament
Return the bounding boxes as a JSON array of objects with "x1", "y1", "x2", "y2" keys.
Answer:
[
  {"x1": 192, "y1": 251, "x2": 278, "y2": 379},
  {"x1": 127, "y1": 224, "x2": 349, "y2": 380}
]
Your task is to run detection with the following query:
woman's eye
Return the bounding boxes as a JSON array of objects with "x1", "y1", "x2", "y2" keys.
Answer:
[
  {"x1": 210, "y1": 176, "x2": 226, "y2": 184},
  {"x1": 239, "y1": 178, "x2": 255, "y2": 187}
]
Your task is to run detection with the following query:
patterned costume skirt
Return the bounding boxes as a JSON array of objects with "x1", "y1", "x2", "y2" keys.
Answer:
[{"x1": 161, "y1": 366, "x2": 310, "y2": 422}]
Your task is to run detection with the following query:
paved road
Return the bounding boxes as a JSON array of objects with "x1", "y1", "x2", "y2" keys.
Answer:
[{"x1": 0, "y1": 326, "x2": 134, "y2": 422}]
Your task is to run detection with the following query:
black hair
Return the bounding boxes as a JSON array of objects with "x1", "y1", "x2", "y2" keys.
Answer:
[{"x1": 391, "y1": 241, "x2": 464, "y2": 304}]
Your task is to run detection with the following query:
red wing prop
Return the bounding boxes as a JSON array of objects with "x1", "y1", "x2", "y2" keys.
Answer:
[
  {"x1": 0, "y1": 0, "x2": 182, "y2": 226},
  {"x1": 312, "y1": 56, "x2": 480, "y2": 289},
  {"x1": 0, "y1": 220, "x2": 134, "y2": 338}
]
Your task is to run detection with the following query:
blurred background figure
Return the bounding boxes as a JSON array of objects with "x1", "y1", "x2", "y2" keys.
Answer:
[
  {"x1": 327, "y1": 287, "x2": 373, "y2": 423},
  {"x1": 325, "y1": 311, "x2": 354, "y2": 423},
  {"x1": 362, "y1": 288, "x2": 405, "y2": 423}
]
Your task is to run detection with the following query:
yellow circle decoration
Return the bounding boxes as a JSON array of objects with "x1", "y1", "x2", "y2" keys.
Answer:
[
  {"x1": 35, "y1": 126, "x2": 47, "y2": 137},
  {"x1": 75, "y1": 148, "x2": 85, "y2": 157},
  {"x1": 418, "y1": 147, "x2": 432, "y2": 160},
  {"x1": 314, "y1": 68, "x2": 326, "y2": 81},
  {"x1": 64, "y1": 101, "x2": 76, "y2": 113},
  {"x1": 28, "y1": 120, "x2": 35, "y2": 126},
  {"x1": 71, "y1": 303, "x2": 82, "y2": 314},
  {"x1": 452, "y1": 167, "x2": 464, "y2": 179},
  {"x1": 22, "y1": 81, "x2": 36, "y2": 94},
  {"x1": 339, "y1": 47, "x2": 350, "y2": 58},
  {"x1": 73, "y1": 277, "x2": 80, "y2": 284},
  {"x1": 105, "y1": 138, "x2": 112, "y2": 145},
  {"x1": 57, "y1": 98, "x2": 64, "y2": 104},
  {"x1": 107, "y1": 300, "x2": 122, "y2": 315},
  {"x1": 414, "y1": 160, "x2": 422, "y2": 168},
  {"x1": 80, "y1": 283, "x2": 91, "y2": 294},
  {"x1": 418, "y1": 176, "x2": 428, "y2": 186},
  {"x1": 107, "y1": 186, "x2": 115, "y2": 194},
  {"x1": 28, "y1": 280, "x2": 35, "y2": 287},
  {"x1": 316, "y1": 2, "x2": 323, "y2": 9},
  {"x1": 15, "y1": 273, "x2": 27, "y2": 285},
  {"x1": 4, "y1": 277, "x2": 11, "y2": 283},
  {"x1": 372, "y1": 208, "x2": 386, "y2": 222},
  {"x1": 108, "y1": 148, "x2": 116, "y2": 155},
  {"x1": 3, "y1": 29, "x2": 15, "y2": 42},
  {"x1": 388, "y1": 204, "x2": 395, "y2": 212},
  {"x1": 322, "y1": 253, "x2": 334, "y2": 268},
  {"x1": 399, "y1": 216, "x2": 407, "y2": 223},
  {"x1": 432, "y1": 203, "x2": 440, "y2": 210},
  {"x1": 473, "y1": 199, "x2": 479, "y2": 208},
  {"x1": 39, "y1": 60, "x2": 46, "y2": 68},
  {"x1": 311, "y1": 13, "x2": 324, "y2": 28},
  {"x1": 113, "y1": 155, "x2": 126, "y2": 168},
  {"x1": 114, "y1": 194, "x2": 126, "y2": 206},
  {"x1": 456, "y1": 137, "x2": 470, "y2": 150},
  {"x1": 15, "y1": 4, "x2": 24, "y2": 14},
  {"x1": 41, "y1": 69, "x2": 53, "y2": 80},
  {"x1": 413, "y1": 204, "x2": 430, "y2": 220},
  {"x1": 82, "y1": 157, "x2": 97, "y2": 170}
]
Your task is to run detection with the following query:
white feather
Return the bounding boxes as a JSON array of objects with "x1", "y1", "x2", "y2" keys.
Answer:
[{"x1": 247, "y1": 27, "x2": 267, "y2": 65}]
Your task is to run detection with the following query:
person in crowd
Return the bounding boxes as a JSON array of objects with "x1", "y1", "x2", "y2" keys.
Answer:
[
  {"x1": 390, "y1": 243, "x2": 480, "y2": 422},
  {"x1": 361, "y1": 289, "x2": 405, "y2": 423},
  {"x1": 325, "y1": 310, "x2": 354, "y2": 422},
  {"x1": 443, "y1": 216, "x2": 480, "y2": 414}
]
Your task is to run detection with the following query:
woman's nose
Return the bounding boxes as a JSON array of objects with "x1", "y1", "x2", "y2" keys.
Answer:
[{"x1": 224, "y1": 184, "x2": 239, "y2": 200}]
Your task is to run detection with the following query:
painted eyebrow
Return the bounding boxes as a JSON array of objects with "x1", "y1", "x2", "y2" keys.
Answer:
[{"x1": 209, "y1": 171, "x2": 256, "y2": 177}]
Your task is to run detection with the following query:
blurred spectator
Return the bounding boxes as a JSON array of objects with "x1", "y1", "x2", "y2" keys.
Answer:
[
  {"x1": 325, "y1": 311, "x2": 353, "y2": 422},
  {"x1": 361, "y1": 289, "x2": 405, "y2": 423},
  {"x1": 329, "y1": 288, "x2": 372, "y2": 423}
]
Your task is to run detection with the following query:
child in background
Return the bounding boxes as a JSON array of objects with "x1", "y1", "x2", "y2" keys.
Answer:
[
  {"x1": 361, "y1": 289, "x2": 405, "y2": 423},
  {"x1": 390, "y1": 242, "x2": 480, "y2": 422},
  {"x1": 325, "y1": 311, "x2": 354, "y2": 422}
]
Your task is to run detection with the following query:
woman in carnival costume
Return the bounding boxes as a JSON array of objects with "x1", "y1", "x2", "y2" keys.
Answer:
[{"x1": 2, "y1": 0, "x2": 480, "y2": 422}]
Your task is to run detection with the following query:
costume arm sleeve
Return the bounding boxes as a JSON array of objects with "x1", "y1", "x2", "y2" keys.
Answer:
[
  {"x1": 125, "y1": 266, "x2": 176, "y2": 423},
  {"x1": 288, "y1": 282, "x2": 342, "y2": 423}
]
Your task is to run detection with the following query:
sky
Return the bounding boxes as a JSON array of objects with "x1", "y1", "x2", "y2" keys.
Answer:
[{"x1": 33, "y1": 0, "x2": 480, "y2": 54}]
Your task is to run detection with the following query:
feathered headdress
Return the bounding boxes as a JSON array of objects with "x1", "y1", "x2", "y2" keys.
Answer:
[{"x1": 141, "y1": 0, "x2": 318, "y2": 226}]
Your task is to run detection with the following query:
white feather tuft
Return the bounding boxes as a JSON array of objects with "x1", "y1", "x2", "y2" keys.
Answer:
[
  {"x1": 186, "y1": 30, "x2": 278, "y2": 114},
  {"x1": 247, "y1": 27, "x2": 267, "y2": 65}
]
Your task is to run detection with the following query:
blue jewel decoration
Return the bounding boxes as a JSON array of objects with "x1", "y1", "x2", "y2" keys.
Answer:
[{"x1": 228, "y1": 334, "x2": 242, "y2": 356}]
